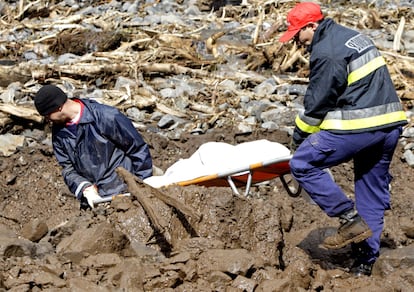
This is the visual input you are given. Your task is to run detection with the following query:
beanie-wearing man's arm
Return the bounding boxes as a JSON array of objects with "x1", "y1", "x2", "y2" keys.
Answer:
[
  {"x1": 98, "y1": 107, "x2": 153, "y2": 179},
  {"x1": 53, "y1": 140, "x2": 93, "y2": 199}
]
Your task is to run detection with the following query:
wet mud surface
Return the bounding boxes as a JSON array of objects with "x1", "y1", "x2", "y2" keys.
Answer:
[{"x1": 0, "y1": 127, "x2": 413, "y2": 291}]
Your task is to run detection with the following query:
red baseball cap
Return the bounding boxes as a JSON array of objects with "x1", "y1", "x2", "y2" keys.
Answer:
[{"x1": 279, "y1": 2, "x2": 324, "y2": 42}]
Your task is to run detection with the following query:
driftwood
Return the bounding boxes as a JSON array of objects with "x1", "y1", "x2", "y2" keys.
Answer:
[
  {"x1": 0, "y1": 1, "x2": 412, "y2": 130},
  {"x1": 135, "y1": 178, "x2": 201, "y2": 223},
  {"x1": 117, "y1": 167, "x2": 199, "y2": 221},
  {"x1": 0, "y1": 112, "x2": 12, "y2": 128},
  {"x1": 116, "y1": 167, "x2": 168, "y2": 232},
  {"x1": 0, "y1": 62, "x2": 32, "y2": 87},
  {"x1": 393, "y1": 16, "x2": 405, "y2": 52},
  {"x1": 116, "y1": 167, "x2": 200, "y2": 247},
  {"x1": 0, "y1": 104, "x2": 42, "y2": 123}
]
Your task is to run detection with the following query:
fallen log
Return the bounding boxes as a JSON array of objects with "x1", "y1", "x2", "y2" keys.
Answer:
[
  {"x1": 0, "y1": 61, "x2": 32, "y2": 87},
  {"x1": 135, "y1": 178, "x2": 201, "y2": 223},
  {"x1": 0, "y1": 103, "x2": 42, "y2": 123},
  {"x1": 116, "y1": 167, "x2": 170, "y2": 240},
  {"x1": 117, "y1": 167, "x2": 200, "y2": 222},
  {"x1": 116, "y1": 167, "x2": 201, "y2": 252}
]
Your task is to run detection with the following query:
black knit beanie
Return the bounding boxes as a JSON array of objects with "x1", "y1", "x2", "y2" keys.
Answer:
[{"x1": 34, "y1": 85, "x2": 68, "y2": 116}]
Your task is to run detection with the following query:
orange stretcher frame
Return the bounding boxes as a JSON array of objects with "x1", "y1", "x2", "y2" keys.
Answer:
[{"x1": 176, "y1": 155, "x2": 302, "y2": 197}]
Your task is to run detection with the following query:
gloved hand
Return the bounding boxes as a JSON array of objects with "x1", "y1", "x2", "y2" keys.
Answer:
[{"x1": 81, "y1": 185, "x2": 101, "y2": 209}]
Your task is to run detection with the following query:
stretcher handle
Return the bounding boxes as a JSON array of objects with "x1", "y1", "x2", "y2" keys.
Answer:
[
  {"x1": 280, "y1": 174, "x2": 302, "y2": 197},
  {"x1": 93, "y1": 193, "x2": 131, "y2": 205}
]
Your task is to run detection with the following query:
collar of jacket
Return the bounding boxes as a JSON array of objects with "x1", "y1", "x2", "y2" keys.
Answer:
[
  {"x1": 307, "y1": 18, "x2": 334, "y2": 53},
  {"x1": 76, "y1": 99, "x2": 96, "y2": 124}
]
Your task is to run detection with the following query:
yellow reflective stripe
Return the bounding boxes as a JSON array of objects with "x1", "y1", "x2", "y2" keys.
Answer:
[
  {"x1": 347, "y1": 56, "x2": 386, "y2": 85},
  {"x1": 295, "y1": 115, "x2": 320, "y2": 134},
  {"x1": 320, "y1": 111, "x2": 406, "y2": 130}
]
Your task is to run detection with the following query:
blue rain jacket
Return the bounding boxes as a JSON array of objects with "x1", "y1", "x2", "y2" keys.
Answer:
[{"x1": 52, "y1": 99, "x2": 152, "y2": 199}]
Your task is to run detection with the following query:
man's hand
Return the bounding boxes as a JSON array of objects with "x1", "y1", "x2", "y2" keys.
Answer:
[{"x1": 82, "y1": 185, "x2": 101, "y2": 209}]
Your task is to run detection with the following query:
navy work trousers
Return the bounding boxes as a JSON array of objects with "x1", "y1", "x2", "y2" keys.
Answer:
[{"x1": 289, "y1": 126, "x2": 402, "y2": 262}]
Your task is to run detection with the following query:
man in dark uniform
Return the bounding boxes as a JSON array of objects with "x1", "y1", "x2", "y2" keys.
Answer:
[{"x1": 280, "y1": 2, "x2": 407, "y2": 276}]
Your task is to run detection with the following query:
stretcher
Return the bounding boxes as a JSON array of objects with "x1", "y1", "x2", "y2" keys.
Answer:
[{"x1": 143, "y1": 139, "x2": 302, "y2": 197}]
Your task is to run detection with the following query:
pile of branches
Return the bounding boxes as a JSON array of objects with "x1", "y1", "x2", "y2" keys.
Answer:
[{"x1": 0, "y1": 0, "x2": 413, "y2": 127}]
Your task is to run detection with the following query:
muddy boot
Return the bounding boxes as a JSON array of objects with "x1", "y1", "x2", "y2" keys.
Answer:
[
  {"x1": 351, "y1": 262, "x2": 373, "y2": 276},
  {"x1": 323, "y1": 209, "x2": 372, "y2": 249},
  {"x1": 350, "y1": 242, "x2": 376, "y2": 276}
]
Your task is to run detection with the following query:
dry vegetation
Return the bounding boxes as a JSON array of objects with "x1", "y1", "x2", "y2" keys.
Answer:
[{"x1": 0, "y1": 0, "x2": 413, "y2": 129}]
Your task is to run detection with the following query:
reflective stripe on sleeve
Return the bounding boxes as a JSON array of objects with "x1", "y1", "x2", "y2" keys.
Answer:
[{"x1": 295, "y1": 115, "x2": 321, "y2": 134}]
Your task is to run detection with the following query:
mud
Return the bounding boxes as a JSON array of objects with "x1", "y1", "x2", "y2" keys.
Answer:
[{"x1": 0, "y1": 126, "x2": 413, "y2": 291}]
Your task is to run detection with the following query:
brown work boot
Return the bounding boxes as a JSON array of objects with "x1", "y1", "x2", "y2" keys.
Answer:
[{"x1": 323, "y1": 210, "x2": 372, "y2": 249}]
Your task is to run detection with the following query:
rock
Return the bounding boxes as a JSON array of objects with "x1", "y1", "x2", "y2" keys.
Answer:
[
  {"x1": 256, "y1": 278, "x2": 290, "y2": 292},
  {"x1": 0, "y1": 134, "x2": 25, "y2": 156},
  {"x1": 197, "y1": 248, "x2": 255, "y2": 276},
  {"x1": 231, "y1": 275, "x2": 257, "y2": 292},
  {"x1": 403, "y1": 149, "x2": 414, "y2": 167},
  {"x1": 21, "y1": 218, "x2": 48, "y2": 242},
  {"x1": 254, "y1": 78, "x2": 277, "y2": 97},
  {"x1": 400, "y1": 216, "x2": 414, "y2": 238},
  {"x1": 107, "y1": 258, "x2": 144, "y2": 290},
  {"x1": 80, "y1": 253, "x2": 122, "y2": 268},
  {"x1": 67, "y1": 277, "x2": 109, "y2": 292},
  {"x1": 374, "y1": 246, "x2": 414, "y2": 276},
  {"x1": 56, "y1": 222, "x2": 131, "y2": 257},
  {"x1": 0, "y1": 237, "x2": 35, "y2": 258},
  {"x1": 207, "y1": 270, "x2": 233, "y2": 290}
]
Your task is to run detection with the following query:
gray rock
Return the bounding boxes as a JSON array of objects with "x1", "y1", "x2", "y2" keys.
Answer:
[
  {"x1": 403, "y1": 150, "x2": 414, "y2": 167},
  {"x1": 254, "y1": 79, "x2": 277, "y2": 97},
  {"x1": 158, "y1": 114, "x2": 177, "y2": 128},
  {"x1": 261, "y1": 121, "x2": 279, "y2": 130},
  {"x1": 402, "y1": 127, "x2": 414, "y2": 138},
  {"x1": 237, "y1": 123, "x2": 253, "y2": 134},
  {"x1": 57, "y1": 53, "x2": 80, "y2": 64},
  {"x1": 260, "y1": 108, "x2": 282, "y2": 123},
  {"x1": 126, "y1": 107, "x2": 146, "y2": 122},
  {"x1": 159, "y1": 88, "x2": 177, "y2": 99}
]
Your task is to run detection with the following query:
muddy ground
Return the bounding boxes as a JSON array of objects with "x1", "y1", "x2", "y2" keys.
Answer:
[{"x1": 0, "y1": 123, "x2": 413, "y2": 291}]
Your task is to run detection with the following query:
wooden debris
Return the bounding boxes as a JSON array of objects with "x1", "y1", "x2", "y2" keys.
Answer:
[
  {"x1": 116, "y1": 167, "x2": 171, "y2": 244},
  {"x1": 0, "y1": 104, "x2": 42, "y2": 123},
  {"x1": 393, "y1": 16, "x2": 405, "y2": 52},
  {"x1": 0, "y1": 62, "x2": 32, "y2": 87},
  {"x1": 116, "y1": 167, "x2": 200, "y2": 247},
  {"x1": 0, "y1": 1, "x2": 412, "y2": 130},
  {"x1": 156, "y1": 103, "x2": 187, "y2": 118}
]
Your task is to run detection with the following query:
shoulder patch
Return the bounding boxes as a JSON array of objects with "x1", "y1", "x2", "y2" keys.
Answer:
[{"x1": 345, "y1": 34, "x2": 374, "y2": 53}]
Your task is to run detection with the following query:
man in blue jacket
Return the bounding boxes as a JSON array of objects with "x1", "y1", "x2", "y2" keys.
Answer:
[
  {"x1": 280, "y1": 2, "x2": 407, "y2": 276},
  {"x1": 34, "y1": 84, "x2": 153, "y2": 209}
]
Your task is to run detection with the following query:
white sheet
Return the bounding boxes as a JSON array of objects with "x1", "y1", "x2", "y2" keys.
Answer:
[{"x1": 144, "y1": 139, "x2": 290, "y2": 188}]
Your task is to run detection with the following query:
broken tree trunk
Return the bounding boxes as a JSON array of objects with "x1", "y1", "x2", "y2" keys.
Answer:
[
  {"x1": 117, "y1": 167, "x2": 200, "y2": 222},
  {"x1": 116, "y1": 167, "x2": 170, "y2": 238},
  {"x1": 0, "y1": 104, "x2": 43, "y2": 123}
]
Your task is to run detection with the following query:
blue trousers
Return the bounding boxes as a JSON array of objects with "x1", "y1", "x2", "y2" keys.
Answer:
[{"x1": 289, "y1": 126, "x2": 402, "y2": 263}]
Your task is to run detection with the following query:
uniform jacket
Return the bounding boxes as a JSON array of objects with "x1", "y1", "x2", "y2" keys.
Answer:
[
  {"x1": 52, "y1": 99, "x2": 153, "y2": 199},
  {"x1": 293, "y1": 18, "x2": 407, "y2": 144}
]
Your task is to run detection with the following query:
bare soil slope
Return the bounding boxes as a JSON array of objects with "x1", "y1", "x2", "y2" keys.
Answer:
[{"x1": 0, "y1": 127, "x2": 413, "y2": 291}]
